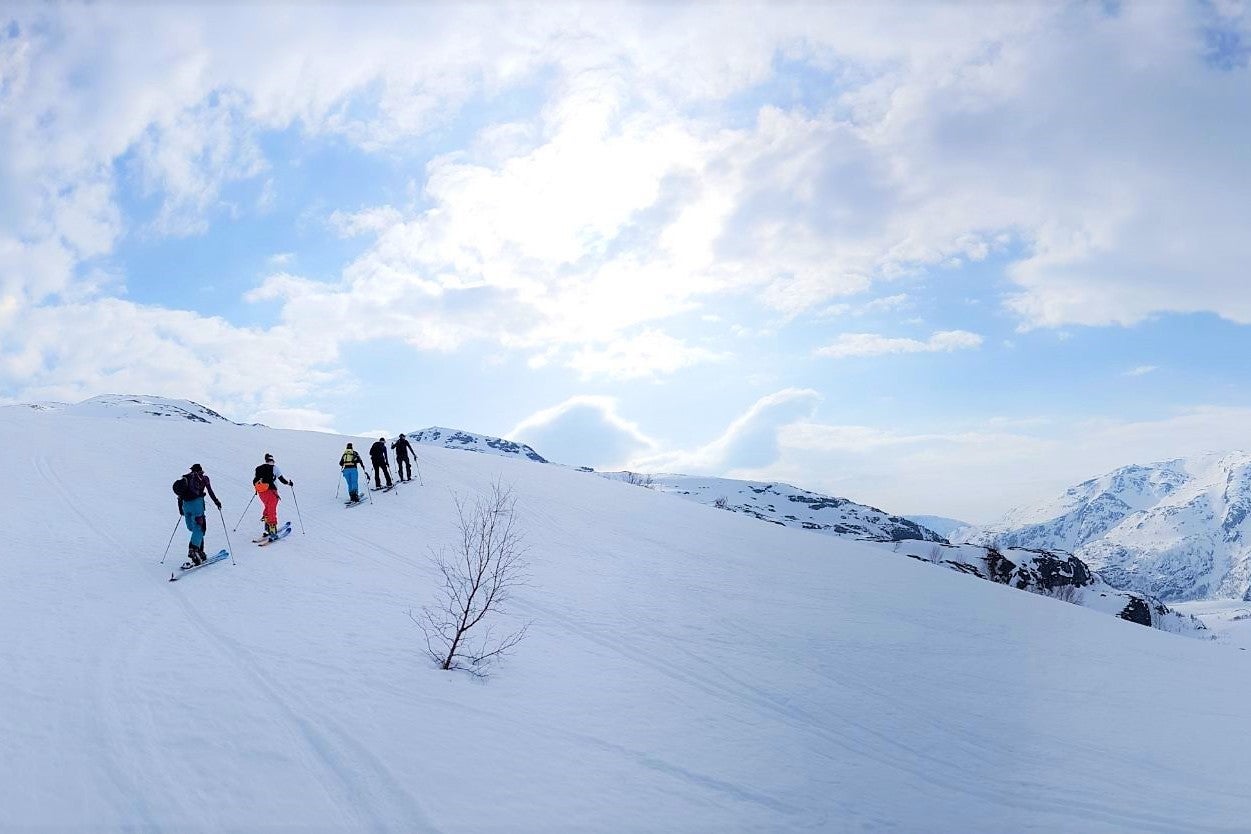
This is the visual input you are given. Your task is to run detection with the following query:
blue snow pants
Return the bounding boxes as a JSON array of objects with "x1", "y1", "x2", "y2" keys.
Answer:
[
  {"x1": 182, "y1": 496, "x2": 207, "y2": 548},
  {"x1": 343, "y1": 467, "x2": 360, "y2": 496}
]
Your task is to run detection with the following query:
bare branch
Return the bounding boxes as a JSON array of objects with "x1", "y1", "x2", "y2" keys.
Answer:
[{"x1": 415, "y1": 480, "x2": 532, "y2": 676}]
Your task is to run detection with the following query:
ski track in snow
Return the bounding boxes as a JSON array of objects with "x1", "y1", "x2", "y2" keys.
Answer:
[{"x1": 171, "y1": 593, "x2": 440, "y2": 833}]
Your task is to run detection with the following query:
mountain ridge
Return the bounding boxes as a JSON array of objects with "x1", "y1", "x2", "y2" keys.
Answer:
[{"x1": 957, "y1": 453, "x2": 1251, "y2": 601}]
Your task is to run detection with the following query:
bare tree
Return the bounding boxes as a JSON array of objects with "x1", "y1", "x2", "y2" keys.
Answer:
[
  {"x1": 1036, "y1": 583, "x2": 1084, "y2": 605},
  {"x1": 927, "y1": 544, "x2": 944, "y2": 564},
  {"x1": 413, "y1": 482, "x2": 530, "y2": 675},
  {"x1": 623, "y1": 471, "x2": 655, "y2": 489},
  {"x1": 713, "y1": 495, "x2": 729, "y2": 510}
]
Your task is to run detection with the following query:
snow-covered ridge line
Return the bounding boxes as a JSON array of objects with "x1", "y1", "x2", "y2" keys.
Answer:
[
  {"x1": 400, "y1": 427, "x2": 944, "y2": 543},
  {"x1": 406, "y1": 426, "x2": 548, "y2": 463},
  {"x1": 598, "y1": 472, "x2": 946, "y2": 543},
  {"x1": 3, "y1": 394, "x2": 239, "y2": 424},
  {"x1": 957, "y1": 452, "x2": 1251, "y2": 601}
]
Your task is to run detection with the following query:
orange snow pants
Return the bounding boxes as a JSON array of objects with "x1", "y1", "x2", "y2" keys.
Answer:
[{"x1": 259, "y1": 488, "x2": 280, "y2": 525}]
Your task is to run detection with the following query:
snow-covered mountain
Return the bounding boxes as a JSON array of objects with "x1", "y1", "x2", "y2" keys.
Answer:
[
  {"x1": 8, "y1": 395, "x2": 1251, "y2": 831},
  {"x1": 903, "y1": 514, "x2": 970, "y2": 538},
  {"x1": 407, "y1": 426, "x2": 548, "y2": 462},
  {"x1": 3, "y1": 393, "x2": 237, "y2": 423},
  {"x1": 601, "y1": 473, "x2": 946, "y2": 543},
  {"x1": 957, "y1": 453, "x2": 1251, "y2": 601}
]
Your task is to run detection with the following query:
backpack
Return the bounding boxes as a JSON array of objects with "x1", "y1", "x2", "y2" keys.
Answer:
[{"x1": 172, "y1": 473, "x2": 204, "y2": 501}]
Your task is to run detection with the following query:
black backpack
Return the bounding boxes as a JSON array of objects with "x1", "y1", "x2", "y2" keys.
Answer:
[{"x1": 172, "y1": 473, "x2": 203, "y2": 500}]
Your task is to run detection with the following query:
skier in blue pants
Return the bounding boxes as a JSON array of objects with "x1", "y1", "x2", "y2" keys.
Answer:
[
  {"x1": 340, "y1": 443, "x2": 365, "y2": 502},
  {"x1": 175, "y1": 463, "x2": 222, "y2": 565}
]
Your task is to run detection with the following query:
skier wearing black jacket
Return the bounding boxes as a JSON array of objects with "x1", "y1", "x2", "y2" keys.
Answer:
[
  {"x1": 253, "y1": 453, "x2": 293, "y2": 538},
  {"x1": 370, "y1": 437, "x2": 394, "y2": 488},
  {"x1": 391, "y1": 433, "x2": 416, "y2": 482}
]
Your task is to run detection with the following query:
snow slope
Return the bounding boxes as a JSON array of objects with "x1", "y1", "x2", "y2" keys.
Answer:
[
  {"x1": 7, "y1": 398, "x2": 1251, "y2": 831},
  {"x1": 958, "y1": 453, "x2": 1251, "y2": 600}
]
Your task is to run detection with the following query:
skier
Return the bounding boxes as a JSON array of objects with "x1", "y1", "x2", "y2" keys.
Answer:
[
  {"x1": 370, "y1": 437, "x2": 394, "y2": 488},
  {"x1": 391, "y1": 433, "x2": 416, "y2": 482},
  {"x1": 253, "y1": 453, "x2": 293, "y2": 538},
  {"x1": 340, "y1": 442, "x2": 365, "y2": 503},
  {"x1": 174, "y1": 463, "x2": 222, "y2": 566}
]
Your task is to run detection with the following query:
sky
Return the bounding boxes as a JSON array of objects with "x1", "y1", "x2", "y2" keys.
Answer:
[{"x1": 2, "y1": 1, "x2": 1251, "y2": 523}]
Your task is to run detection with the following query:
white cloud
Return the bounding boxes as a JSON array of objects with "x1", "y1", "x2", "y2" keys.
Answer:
[
  {"x1": 329, "y1": 206, "x2": 405, "y2": 238},
  {"x1": 510, "y1": 396, "x2": 656, "y2": 469},
  {"x1": 567, "y1": 331, "x2": 724, "y2": 380},
  {"x1": 4, "y1": 1, "x2": 1251, "y2": 415},
  {"x1": 1125, "y1": 365, "x2": 1159, "y2": 377},
  {"x1": 250, "y1": 407, "x2": 338, "y2": 433},
  {"x1": 634, "y1": 388, "x2": 821, "y2": 473},
  {"x1": 0, "y1": 299, "x2": 342, "y2": 421},
  {"x1": 815, "y1": 330, "x2": 983, "y2": 359}
]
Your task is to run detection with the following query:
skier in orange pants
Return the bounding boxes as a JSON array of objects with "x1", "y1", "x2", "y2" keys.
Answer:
[{"x1": 253, "y1": 453, "x2": 294, "y2": 538}]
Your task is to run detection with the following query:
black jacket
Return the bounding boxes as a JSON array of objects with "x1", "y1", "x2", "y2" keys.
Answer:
[
  {"x1": 391, "y1": 437, "x2": 414, "y2": 461},
  {"x1": 254, "y1": 463, "x2": 290, "y2": 490},
  {"x1": 370, "y1": 441, "x2": 388, "y2": 463}
]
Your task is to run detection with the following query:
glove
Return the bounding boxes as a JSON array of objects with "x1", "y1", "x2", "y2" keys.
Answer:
[{"x1": 214, "y1": 500, "x2": 223, "y2": 510}]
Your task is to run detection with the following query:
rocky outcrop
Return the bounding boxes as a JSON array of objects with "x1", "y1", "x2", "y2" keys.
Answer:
[
  {"x1": 1118, "y1": 597, "x2": 1152, "y2": 627},
  {"x1": 888, "y1": 539, "x2": 1206, "y2": 636}
]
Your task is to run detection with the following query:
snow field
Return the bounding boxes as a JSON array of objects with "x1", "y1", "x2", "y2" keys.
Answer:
[{"x1": 4, "y1": 402, "x2": 1251, "y2": 831}]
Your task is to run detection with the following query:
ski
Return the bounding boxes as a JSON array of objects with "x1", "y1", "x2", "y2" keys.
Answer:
[
  {"x1": 345, "y1": 498, "x2": 366, "y2": 508},
  {"x1": 370, "y1": 484, "x2": 397, "y2": 493},
  {"x1": 255, "y1": 521, "x2": 293, "y2": 546},
  {"x1": 169, "y1": 549, "x2": 229, "y2": 582}
]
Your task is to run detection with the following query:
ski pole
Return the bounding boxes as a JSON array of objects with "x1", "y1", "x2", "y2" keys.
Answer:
[
  {"x1": 232, "y1": 492, "x2": 256, "y2": 531},
  {"x1": 290, "y1": 485, "x2": 306, "y2": 535},
  {"x1": 336, "y1": 472, "x2": 342, "y2": 499},
  {"x1": 159, "y1": 516, "x2": 182, "y2": 565},
  {"x1": 217, "y1": 504, "x2": 236, "y2": 565},
  {"x1": 364, "y1": 470, "x2": 375, "y2": 504},
  {"x1": 414, "y1": 456, "x2": 424, "y2": 486}
]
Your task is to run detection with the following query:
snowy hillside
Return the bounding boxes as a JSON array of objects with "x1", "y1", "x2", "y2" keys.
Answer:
[
  {"x1": 407, "y1": 426, "x2": 548, "y2": 462},
  {"x1": 10, "y1": 398, "x2": 1251, "y2": 831},
  {"x1": 958, "y1": 453, "x2": 1251, "y2": 601},
  {"x1": 602, "y1": 472, "x2": 945, "y2": 543}
]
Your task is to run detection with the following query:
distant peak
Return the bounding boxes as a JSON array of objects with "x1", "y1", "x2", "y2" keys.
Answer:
[
  {"x1": 65, "y1": 394, "x2": 235, "y2": 424},
  {"x1": 407, "y1": 426, "x2": 548, "y2": 463}
]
